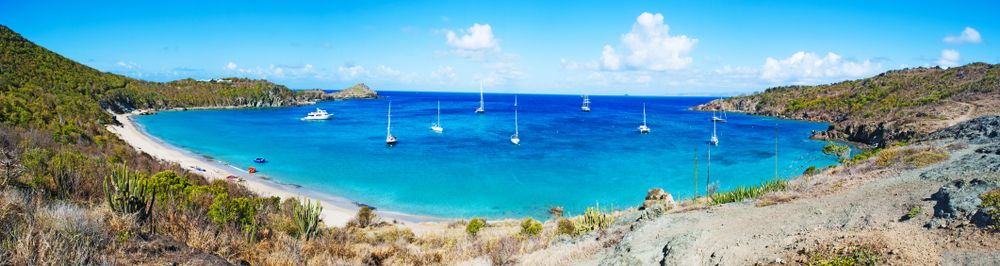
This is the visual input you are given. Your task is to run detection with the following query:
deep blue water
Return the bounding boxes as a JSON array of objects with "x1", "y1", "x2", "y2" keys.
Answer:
[{"x1": 135, "y1": 91, "x2": 838, "y2": 219}]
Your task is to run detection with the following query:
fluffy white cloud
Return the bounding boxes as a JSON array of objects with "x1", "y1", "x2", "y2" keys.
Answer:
[
  {"x1": 760, "y1": 52, "x2": 881, "y2": 84},
  {"x1": 225, "y1": 62, "x2": 237, "y2": 70},
  {"x1": 606, "y1": 12, "x2": 697, "y2": 71},
  {"x1": 446, "y1": 23, "x2": 499, "y2": 51},
  {"x1": 937, "y1": 49, "x2": 961, "y2": 68},
  {"x1": 430, "y1": 66, "x2": 457, "y2": 83},
  {"x1": 943, "y1": 27, "x2": 982, "y2": 44}
]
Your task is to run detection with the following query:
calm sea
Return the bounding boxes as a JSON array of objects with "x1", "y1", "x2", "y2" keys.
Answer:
[{"x1": 135, "y1": 91, "x2": 838, "y2": 219}]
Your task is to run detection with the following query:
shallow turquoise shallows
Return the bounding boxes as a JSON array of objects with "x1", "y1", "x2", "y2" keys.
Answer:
[{"x1": 135, "y1": 92, "x2": 838, "y2": 219}]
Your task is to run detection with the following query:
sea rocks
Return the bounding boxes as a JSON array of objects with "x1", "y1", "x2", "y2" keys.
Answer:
[
  {"x1": 549, "y1": 206, "x2": 564, "y2": 217},
  {"x1": 642, "y1": 188, "x2": 675, "y2": 210},
  {"x1": 297, "y1": 83, "x2": 378, "y2": 101},
  {"x1": 928, "y1": 179, "x2": 999, "y2": 228}
]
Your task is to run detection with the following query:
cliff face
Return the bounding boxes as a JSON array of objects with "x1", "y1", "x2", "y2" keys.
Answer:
[
  {"x1": 297, "y1": 83, "x2": 379, "y2": 101},
  {"x1": 694, "y1": 63, "x2": 1000, "y2": 146}
]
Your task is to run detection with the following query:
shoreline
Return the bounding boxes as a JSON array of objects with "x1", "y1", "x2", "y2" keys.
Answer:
[{"x1": 106, "y1": 111, "x2": 451, "y2": 231}]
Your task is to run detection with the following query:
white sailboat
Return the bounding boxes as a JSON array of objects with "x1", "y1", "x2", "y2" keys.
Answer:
[
  {"x1": 709, "y1": 119, "x2": 719, "y2": 146},
  {"x1": 581, "y1": 95, "x2": 591, "y2": 112},
  {"x1": 475, "y1": 81, "x2": 485, "y2": 114},
  {"x1": 430, "y1": 101, "x2": 443, "y2": 133},
  {"x1": 712, "y1": 97, "x2": 728, "y2": 123},
  {"x1": 510, "y1": 96, "x2": 520, "y2": 145},
  {"x1": 638, "y1": 103, "x2": 650, "y2": 133},
  {"x1": 386, "y1": 102, "x2": 397, "y2": 145}
]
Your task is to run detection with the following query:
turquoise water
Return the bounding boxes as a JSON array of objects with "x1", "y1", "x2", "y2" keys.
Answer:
[{"x1": 135, "y1": 92, "x2": 838, "y2": 219}]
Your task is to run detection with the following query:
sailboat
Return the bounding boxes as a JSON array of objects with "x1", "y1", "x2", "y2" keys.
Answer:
[
  {"x1": 430, "y1": 101, "x2": 443, "y2": 133},
  {"x1": 638, "y1": 103, "x2": 650, "y2": 133},
  {"x1": 709, "y1": 119, "x2": 719, "y2": 146},
  {"x1": 712, "y1": 98, "x2": 728, "y2": 123},
  {"x1": 581, "y1": 95, "x2": 591, "y2": 112},
  {"x1": 475, "y1": 81, "x2": 485, "y2": 114},
  {"x1": 510, "y1": 96, "x2": 520, "y2": 145},
  {"x1": 386, "y1": 101, "x2": 397, "y2": 145}
]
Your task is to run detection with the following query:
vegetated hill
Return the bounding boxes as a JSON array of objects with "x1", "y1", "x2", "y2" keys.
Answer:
[
  {"x1": 297, "y1": 82, "x2": 379, "y2": 101},
  {"x1": 693, "y1": 63, "x2": 1000, "y2": 146}
]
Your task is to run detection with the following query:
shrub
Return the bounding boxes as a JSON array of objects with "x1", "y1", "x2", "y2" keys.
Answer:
[
  {"x1": 808, "y1": 245, "x2": 881, "y2": 266},
  {"x1": 906, "y1": 206, "x2": 921, "y2": 220},
  {"x1": 980, "y1": 189, "x2": 1000, "y2": 228},
  {"x1": 711, "y1": 178, "x2": 787, "y2": 205},
  {"x1": 803, "y1": 166, "x2": 818, "y2": 175},
  {"x1": 206, "y1": 193, "x2": 259, "y2": 242},
  {"x1": 466, "y1": 218, "x2": 487, "y2": 237},
  {"x1": 519, "y1": 218, "x2": 543, "y2": 237},
  {"x1": 557, "y1": 218, "x2": 576, "y2": 236},
  {"x1": 350, "y1": 206, "x2": 377, "y2": 228},
  {"x1": 822, "y1": 142, "x2": 851, "y2": 163},
  {"x1": 481, "y1": 236, "x2": 521, "y2": 266},
  {"x1": 904, "y1": 150, "x2": 948, "y2": 168}
]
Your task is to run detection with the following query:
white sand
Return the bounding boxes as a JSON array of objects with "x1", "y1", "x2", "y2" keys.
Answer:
[{"x1": 106, "y1": 111, "x2": 448, "y2": 230}]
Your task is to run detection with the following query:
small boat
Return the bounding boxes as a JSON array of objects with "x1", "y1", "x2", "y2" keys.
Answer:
[
  {"x1": 302, "y1": 108, "x2": 332, "y2": 120},
  {"x1": 510, "y1": 96, "x2": 520, "y2": 145},
  {"x1": 253, "y1": 158, "x2": 267, "y2": 164},
  {"x1": 386, "y1": 101, "x2": 397, "y2": 145},
  {"x1": 709, "y1": 119, "x2": 719, "y2": 146},
  {"x1": 638, "y1": 103, "x2": 650, "y2": 133},
  {"x1": 581, "y1": 95, "x2": 591, "y2": 112},
  {"x1": 431, "y1": 101, "x2": 443, "y2": 133},
  {"x1": 475, "y1": 81, "x2": 486, "y2": 114}
]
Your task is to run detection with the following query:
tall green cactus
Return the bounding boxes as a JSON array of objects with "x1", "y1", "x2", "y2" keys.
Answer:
[
  {"x1": 103, "y1": 164, "x2": 156, "y2": 223},
  {"x1": 578, "y1": 202, "x2": 614, "y2": 233},
  {"x1": 294, "y1": 198, "x2": 322, "y2": 240}
]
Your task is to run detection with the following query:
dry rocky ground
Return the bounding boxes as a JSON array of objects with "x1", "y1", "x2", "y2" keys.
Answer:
[{"x1": 518, "y1": 116, "x2": 1000, "y2": 266}]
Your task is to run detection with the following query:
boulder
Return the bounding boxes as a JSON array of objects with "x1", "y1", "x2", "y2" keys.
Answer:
[
  {"x1": 643, "y1": 188, "x2": 675, "y2": 209},
  {"x1": 929, "y1": 179, "x2": 999, "y2": 228}
]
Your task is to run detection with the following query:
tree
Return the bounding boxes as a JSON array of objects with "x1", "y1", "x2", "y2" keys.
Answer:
[{"x1": 822, "y1": 141, "x2": 851, "y2": 163}]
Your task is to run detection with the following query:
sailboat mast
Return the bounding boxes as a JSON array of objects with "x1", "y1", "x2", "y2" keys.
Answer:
[
  {"x1": 387, "y1": 101, "x2": 392, "y2": 135},
  {"x1": 437, "y1": 101, "x2": 441, "y2": 124},
  {"x1": 479, "y1": 81, "x2": 484, "y2": 107},
  {"x1": 642, "y1": 103, "x2": 647, "y2": 125},
  {"x1": 514, "y1": 96, "x2": 519, "y2": 135}
]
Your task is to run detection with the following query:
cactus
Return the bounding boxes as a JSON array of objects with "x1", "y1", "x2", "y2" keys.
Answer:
[
  {"x1": 577, "y1": 202, "x2": 614, "y2": 233},
  {"x1": 103, "y1": 164, "x2": 156, "y2": 223},
  {"x1": 294, "y1": 198, "x2": 322, "y2": 240}
]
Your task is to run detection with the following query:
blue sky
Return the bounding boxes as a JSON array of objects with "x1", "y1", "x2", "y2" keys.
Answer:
[{"x1": 2, "y1": 0, "x2": 998, "y2": 95}]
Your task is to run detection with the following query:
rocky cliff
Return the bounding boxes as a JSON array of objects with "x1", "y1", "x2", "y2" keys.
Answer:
[
  {"x1": 693, "y1": 63, "x2": 1000, "y2": 147},
  {"x1": 297, "y1": 83, "x2": 379, "y2": 101}
]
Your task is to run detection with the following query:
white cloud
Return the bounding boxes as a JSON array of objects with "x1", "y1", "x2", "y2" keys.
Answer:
[
  {"x1": 943, "y1": 27, "x2": 982, "y2": 44},
  {"x1": 600, "y1": 45, "x2": 622, "y2": 71},
  {"x1": 116, "y1": 61, "x2": 139, "y2": 69},
  {"x1": 609, "y1": 12, "x2": 698, "y2": 71},
  {"x1": 760, "y1": 51, "x2": 881, "y2": 84},
  {"x1": 337, "y1": 65, "x2": 369, "y2": 80},
  {"x1": 446, "y1": 23, "x2": 500, "y2": 51},
  {"x1": 225, "y1": 62, "x2": 237, "y2": 70},
  {"x1": 430, "y1": 66, "x2": 457, "y2": 83},
  {"x1": 937, "y1": 49, "x2": 961, "y2": 68}
]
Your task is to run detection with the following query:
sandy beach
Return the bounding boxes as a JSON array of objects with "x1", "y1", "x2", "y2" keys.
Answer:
[{"x1": 106, "y1": 111, "x2": 448, "y2": 231}]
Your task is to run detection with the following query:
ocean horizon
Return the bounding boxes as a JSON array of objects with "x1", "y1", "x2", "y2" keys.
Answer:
[{"x1": 135, "y1": 91, "x2": 839, "y2": 219}]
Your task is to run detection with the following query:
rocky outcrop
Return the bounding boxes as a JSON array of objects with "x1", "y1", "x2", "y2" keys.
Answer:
[
  {"x1": 929, "y1": 179, "x2": 998, "y2": 228},
  {"x1": 925, "y1": 115, "x2": 1000, "y2": 144},
  {"x1": 297, "y1": 83, "x2": 378, "y2": 101}
]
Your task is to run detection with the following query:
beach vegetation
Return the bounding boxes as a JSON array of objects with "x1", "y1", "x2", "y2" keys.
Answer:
[
  {"x1": 803, "y1": 166, "x2": 819, "y2": 175},
  {"x1": 807, "y1": 244, "x2": 882, "y2": 266},
  {"x1": 466, "y1": 217, "x2": 487, "y2": 237},
  {"x1": 822, "y1": 142, "x2": 851, "y2": 163},
  {"x1": 905, "y1": 206, "x2": 921, "y2": 220},
  {"x1": 349, "y1": 205, "x2": 377, "y2": 228},
  {"x1": 519, "y1": 218, "x2": 543, "y2": 237},
  {"x1": 576, "y1": 203, "x2": 614, "y2": 234},
  {"x1": 557, "y1": 218, "x2": 577, "y2": 236},
  {"x1": 103, "y1": 164, "x2": 156, "y2": 224},
  {"x1": 710, "y1": 178, "x2": 788, "y2": 205},
  {"x1": 294, "y1": 198, "x2": 322, "y2": 240}
]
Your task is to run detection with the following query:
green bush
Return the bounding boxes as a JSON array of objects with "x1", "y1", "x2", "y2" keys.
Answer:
[
  {"x1": 906, "y1": 206, "x2": 921, "y2": 220},
  {"x1": 294, "y1": 198, "x2": 322, "y2": 240},
  {"x1": 466, "y1": 218, "x2": 487, "y2": 237},
  {"x1": 803, "y1": 166, "x2": 819, "y2": 175},
  {"x1": 711, "y1": 178, "x2": 787, "y2": 205},
  {"x1": 980, "y1": 189, "x2": 1000, "y2": 228},
  {"x1": 808, "y1": 245, "x2": 881, "y2": 266},
  {"x1": 822, "y1": 142, "x2": 851, "y2": 163},
  {"x1": 350, "y1": 206, "x2": 376, "y2": 228},
  {"x1": 519, "y1": 218, "x2": 543, "y2": 237},
  {"x1": 103, "y1": 164, "x2": 155, "y2": 223}
]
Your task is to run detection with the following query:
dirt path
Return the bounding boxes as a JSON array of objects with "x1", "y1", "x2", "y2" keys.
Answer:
[{"x1": 946, "y1": 101, "x2": 977, "y2": 127}]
